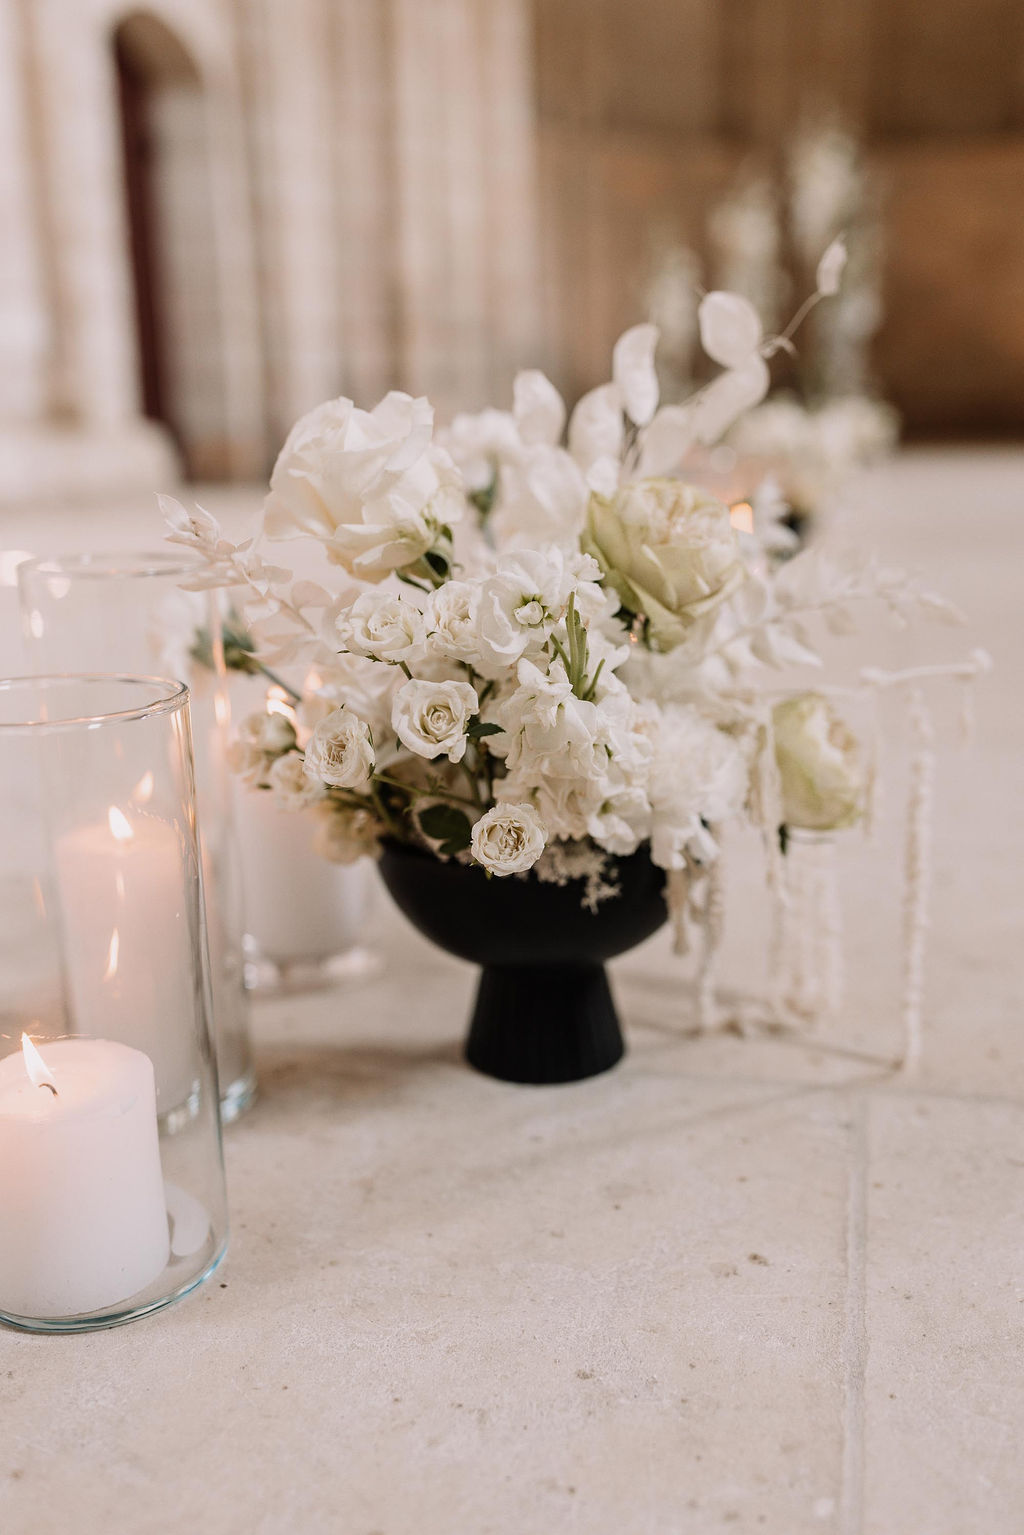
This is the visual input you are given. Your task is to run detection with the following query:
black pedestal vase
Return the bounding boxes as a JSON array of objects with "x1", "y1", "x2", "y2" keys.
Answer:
[{"x1": 378, "y1": 840, "x2": 668, "y2": 1085}]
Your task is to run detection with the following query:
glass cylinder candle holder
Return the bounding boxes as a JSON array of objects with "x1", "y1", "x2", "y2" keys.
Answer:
[
  {"x1": 235, "y1": 783, "x2": 382, "y2": 995},
  {"x1": 18, "y1": 553, "x2": 254, "y2": 1121},
  {"x1": 0, "y1": 675, "x2": 228, "y2": 1332}
]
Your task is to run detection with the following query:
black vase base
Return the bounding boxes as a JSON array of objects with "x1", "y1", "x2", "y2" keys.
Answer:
[{"x1": 465, "y1": 964, "x2": 625, "y2": 1085}]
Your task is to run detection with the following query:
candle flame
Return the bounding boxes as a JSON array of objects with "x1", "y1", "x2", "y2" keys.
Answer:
[
  {"x1": 266, "y1": 688, "x2": 297, "y2": 726},
  {"x1": 103, "y1": 928, "x2": 120, "y2": 981},
  {"x1": 132, "y1": 771, "x2": 155, "y2": 805},
  {"x1": 729, "y1": 501, "x2": 754, "y2": 535},
  {"x1": 305, "y1": 669, "x2": 323, "y2": 692},
  {"x1": 214, "y1": 692, "x2": 231, "y2": 727},
  {"x1": 108, "y1": 806, "x2": 134, "y2": 842},
  {"x1": 21, "y1": 1033, "x2": 57, "y2": 1094}
]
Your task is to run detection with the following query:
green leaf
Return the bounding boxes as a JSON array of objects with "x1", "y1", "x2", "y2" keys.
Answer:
[
  {"x1": 466, "y1": 719, "x2": 503, "y2": 740},
  {"x1": 424, "y1": 549, "x2": 450, "y2": 579},
  {"x1": 418, "y1": 804, "x2": 472, "y2": 851}
]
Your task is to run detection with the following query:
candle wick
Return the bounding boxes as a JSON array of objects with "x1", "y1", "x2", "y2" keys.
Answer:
[{"x1": 39, "y1": 1082, "x2": 58, "y2": 1097}]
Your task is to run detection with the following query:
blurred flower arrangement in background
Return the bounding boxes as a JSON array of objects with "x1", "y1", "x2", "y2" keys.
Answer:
[{"x1": 645, "y1": 118, "x2": 899, "y2": 539}]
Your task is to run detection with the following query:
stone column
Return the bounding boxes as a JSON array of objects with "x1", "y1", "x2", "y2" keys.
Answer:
[
  {"x1": 241, "y1": 0, "x2": 342, "y2": 445},
  {"x1": 390, "y1": 0, "x2": 543, "y2": 415}
]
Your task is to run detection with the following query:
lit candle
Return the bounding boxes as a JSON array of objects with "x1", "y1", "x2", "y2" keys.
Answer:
[
  {"x1": 0, "y1": 1035, "x2": 169, "y2": 1318},
  {"x1": 53, "y1": 805, "x2": 198, "y2": 1110}
]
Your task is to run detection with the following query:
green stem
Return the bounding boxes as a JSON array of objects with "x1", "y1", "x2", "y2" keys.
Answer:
[
  {"x1": 254, "y1": 661, "x2": 302, "y2": 702},
  {"x1": 372, "y1": 772, "x2": 479, "y2": 811}
]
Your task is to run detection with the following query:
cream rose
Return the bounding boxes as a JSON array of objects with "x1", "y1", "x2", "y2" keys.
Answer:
[
  {"x1": 773, "y1": 694, "x2": 864, "y2": 832},
  {"x1": 335, "y1": 590, "x2": 427, "y2": 664},
  {"x1": 268, "y1": 751, "x2": 326, "y2": 811},
  {"x1": 303, "y1": 708, "x2": 375, "y2": 790},
  {"x1": 226, "y1": 710, "x2": 297, "y2": 786},
  {"x1": 470, "y1": 802, "x2": 547, "y2": 876},
  {"x1": 583, "y1": 478, "x2": 743, "y2": 651},
  {"x1": 391, "y1": 679, "x2": 478, "y2": 764}
]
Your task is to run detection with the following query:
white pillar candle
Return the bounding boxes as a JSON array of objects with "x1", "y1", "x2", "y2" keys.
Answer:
[
  {"x1": 235, "y1": 787, "x2": 370, "y2": 967},
  {"x1": 0, "y1": 1036, "x2": 169, "y2": 1318},
  {"x1": 54, "y1": 807, "x2": 197, "y2": 1110}
]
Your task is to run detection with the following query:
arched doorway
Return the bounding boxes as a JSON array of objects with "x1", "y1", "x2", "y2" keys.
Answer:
[{"x1": 113, "y1": 12, "x2": 229, "y2": 478}]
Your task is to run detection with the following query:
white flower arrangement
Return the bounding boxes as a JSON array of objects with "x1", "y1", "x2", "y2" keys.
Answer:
[{"x1": 162, "y1": 255, "x2": 965, "y2": 932}]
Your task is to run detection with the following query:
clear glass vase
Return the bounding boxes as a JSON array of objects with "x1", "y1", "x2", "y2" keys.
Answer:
[
  {"x1": 0, "y1": 675, "x2": 228, "y2": 1332},
  {"x1": 18, "y1": 553, "x2": 254, "y2": 1120}
]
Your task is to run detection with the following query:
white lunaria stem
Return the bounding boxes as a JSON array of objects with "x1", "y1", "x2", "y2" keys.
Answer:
[
  {"x1": 900, "y1": 689, "x2": 935, "y2": 1073},
  {"x1": 818, "y1": 837, "x2": 844, "y2": 1019},
  {"x1": 863, "y1": 686, "x2": 882, "y2": 843},
  {"x1": 696, "y1": 853, "x2": 725, "y2": 1032},
  {"x1": 667, "y1": 868, "x2": 691, "y2": 956}
]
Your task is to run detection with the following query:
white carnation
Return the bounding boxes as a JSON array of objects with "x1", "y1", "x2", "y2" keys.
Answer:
[
  {"x1": 391, "y1": 678, "x2": 479, "y2": 763},
  {"x1": 268, "y1": 751, "x2": 326, "y2": 812},
  {"x1": 335, "y1": 589, "x2": 427, "y2": 664},
  {"x1": 648, "y1": 706, "x2": 748, "y2": 869},
  {"x1": 303, "y1": 708, "x2": 375, "y2": 790},
  {"x1": 470, "y1": 802, "x2": 547, "y2": 876}
]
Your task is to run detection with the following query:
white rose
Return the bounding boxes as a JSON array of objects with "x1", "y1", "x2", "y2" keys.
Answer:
[
  {"x1": 262, "y1": 391, "x2": 462, "y2": 582},
  {"x1": 470, "y1": 802, "x2": 547, "y2": 876},
  {"x1": 773, "y1": 694, "x2": 864, "y2": 831},
  {"x1": 268, "y1": 751, "x2": 326, "y2": 812},
  {"x1": 238, "y1": 709, "x2": 297, "y2": 756},
  {"x1": 584, "y1": 478, "x2": 743, "y2": 651},
  {"x1": 226, "y1": 736, "x2": 270, "y2": 788},
  {"x1": 303, "y1": 708, "x2": 375, "y2": 790},
  {"x1": 227, "y1": 709, "x2": 297, "y2": 786},
  {"x1": 391, "y1": 678, "x2": 478, "y2": 764},
  {"x1": 427, "y1": 580, "x2": 483, "y2": 664},
  {"x1": 335, "y1": 590, "x2": 427, "y2": 664},
  {"x1": 313, "y1": 804, "x2": 381, "y2": 864}
]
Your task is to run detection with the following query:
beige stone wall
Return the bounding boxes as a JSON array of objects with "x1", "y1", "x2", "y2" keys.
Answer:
[{"x1": 0, "y1": 0, "x2": 543, "y2": 501}]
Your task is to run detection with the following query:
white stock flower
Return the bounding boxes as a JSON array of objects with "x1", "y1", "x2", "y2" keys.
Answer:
[
  {"x1": 475, "y1": 548, "x2": 579, "y2": 674},
  {"x1": 470, "y1": 803, "x2": 547, "y2": 876},
  {"x1": 584, "y1": 478, "x2": 744, "y2": 651},
  {"x1": 263, "y1": 392, "x2": 462, "y2": 581},
  {"x1": 773, "y1": 694, "x2": 864, "y2": 831},
  {"x1": 334, "y1": 589, "x2": 427, "y2": 664},
  {"x1": 268, "y1": 751, "x2": 326, "y2": 811},
  {"x1": 391, "y1": 678, "x2": 479, "y2": 763},
  {"x1": 303, "y1": 708, "x2": 375, "y2": 790}
]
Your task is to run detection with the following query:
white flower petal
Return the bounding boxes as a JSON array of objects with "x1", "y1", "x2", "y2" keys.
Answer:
[
  {"x1": 698, "y1": 291, "x2": 763, "y2": 368},
  {"x1": 512, "y1": 370, "x2": 566, "y2": 446},
  {"x1": 612, "y1": 323, "x2": 660, "y2": 427},
  {"x1": 568, "y1": 384, "x2": 624, "y2": 471},
  {"x1": 692, "y1": 356, "x2": 771, "y2": 445},
  {"x1": 816, "y1": 236, "x2": 848, "y2": 297},
  {"x1": 637, "y1": 404, "x2": 697, "y2": 476}
]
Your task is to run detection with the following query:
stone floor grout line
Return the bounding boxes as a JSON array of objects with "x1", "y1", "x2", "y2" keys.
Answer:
[{"x1": 839, "y1": 1093, "x2": 869, "y2": 1535}]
